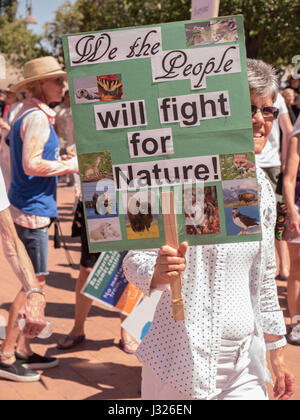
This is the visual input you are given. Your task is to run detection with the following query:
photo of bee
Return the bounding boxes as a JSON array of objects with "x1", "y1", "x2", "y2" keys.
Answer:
[
  {"x1": 97, "y1": 74, "x2": 124, "y2": 102},
  {"x1": 124, "y1": 191, "x2": 160, "y2": 240},
  {"x1": 184, "y1": 186, "x2": 221, "y2": 235}
]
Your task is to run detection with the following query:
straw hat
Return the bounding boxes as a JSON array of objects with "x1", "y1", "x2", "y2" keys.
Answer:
[{"x1": 11, "y1": 56, "x2": 67, "y2": 92}]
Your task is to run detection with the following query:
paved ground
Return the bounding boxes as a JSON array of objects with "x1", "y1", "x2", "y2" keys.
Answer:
[{"x1": 0, "y1": 183, "x2": 300, "y2": 400}]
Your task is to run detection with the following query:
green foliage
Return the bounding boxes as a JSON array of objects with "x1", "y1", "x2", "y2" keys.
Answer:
[
  {"x1": 219, "y1": 0, "x2": 300, "y2": 67},
  {"x1": 44, "y1": 1, "x2": 84, "y2": 57},
  {"x1": 0, "y1": 0, "x2": 18, "y2": 22},
  {"x1": 44, "y1": 0, "x2": 299, "y2": 67},
  {"x1": 44, "y1": 0, "x2": 192, "y2": 57},
  {"x1": 0, "y1": 0, "x2": 46, "y2": 67}
]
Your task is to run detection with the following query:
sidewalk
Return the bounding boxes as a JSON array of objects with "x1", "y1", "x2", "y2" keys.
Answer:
[
  {"x1": 0, "y1": 183, "x2": 141, "y2": 400},
  {"x1": 0, "y1": 183, "x2": 300, "y2": 400}
]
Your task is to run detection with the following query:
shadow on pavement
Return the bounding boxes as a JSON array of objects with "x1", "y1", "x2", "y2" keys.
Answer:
[{"x1": 41, "y1": 355, "x2": 141, "y2": 400}]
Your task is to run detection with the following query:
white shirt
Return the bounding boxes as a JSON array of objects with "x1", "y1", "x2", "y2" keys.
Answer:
[
  {"x1": 222, "y1": 242, "x2": 259, "y2": 340},
  {"x1": 123, "y1": 168, "x2": 286, "y2": 399},
  {"x1": 256, "y1": 93, "x2": 288, "y2": 168},
  {"x1": 0, "y1": 167, "x2": 10, "y2": 212}
]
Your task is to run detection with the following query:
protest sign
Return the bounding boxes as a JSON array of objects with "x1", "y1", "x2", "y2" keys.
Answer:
[
  {"x1": 191, "y1": 0, "x2": 220, "y2": 19},
  {"x1": 63, "y1": 16, "x2": 262, "y2": 253},
  {"x1": 0, "y1": 55, "x2": 6, "y2": 79},
  {"x1": 121, "y1": 290, "x2": 163, "y2": 344},
  {"x1": 81, "y1": 251, "x2": 143, "y2": 316}
]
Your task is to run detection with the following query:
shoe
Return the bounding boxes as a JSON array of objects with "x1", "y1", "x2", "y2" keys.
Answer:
[
  {"x1": 119, "y1": 339, "x2": 138, "y2": 355},
  {"x1": 15, "y1": 352, "x2": 59, "y2": 370},
  {"x1": 0, "y1": 359, "x2": 40, "y2": 382},
  {"x1": 275, "y1": 274, "x2": 289, "y2": 281},
  {"x1": 57, "y1": 334, "x2": 86, "y2": 350},
  {"x1": 287, "y1": 325, "x2": 300, "y2": 346}
]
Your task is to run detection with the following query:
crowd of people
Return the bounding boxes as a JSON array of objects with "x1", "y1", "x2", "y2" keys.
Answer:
[{"x1": 0, "y1": 53, "x2": 299, "y2": 400}]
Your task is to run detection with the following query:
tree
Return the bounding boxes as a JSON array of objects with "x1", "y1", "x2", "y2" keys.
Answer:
[
  {"x1": 0, "y1": 0, "x2": 18, "y2": 21},
  {"x1": 44, "y1": 0, "x2": 192, "y2": 56},
  {"x1": 0, "y1": 0, "x2": 46, "y2": 67},
  {"x1": 219, "y1": 0, "x2": 300, "y2": 67},
  {"x1": 45, "y1": 0, "x2": 299, "y2": 67}
]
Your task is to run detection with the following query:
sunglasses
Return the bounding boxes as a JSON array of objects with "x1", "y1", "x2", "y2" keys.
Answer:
[
  {"x1": 55, "y1": 77, "x2": 65, "y2": 86},
  {"x1": 251, "y1": 105, "x2": 279, "y2": 120}
]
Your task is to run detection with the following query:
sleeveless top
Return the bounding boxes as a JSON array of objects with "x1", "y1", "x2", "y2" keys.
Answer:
[{"x1": 8, "y1": 110, "x2": 59, "y2": 218}]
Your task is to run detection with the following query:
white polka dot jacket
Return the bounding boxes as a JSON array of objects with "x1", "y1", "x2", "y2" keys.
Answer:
[{"x1": 123, "y1": 168, "x2": 286, "y2": 399}]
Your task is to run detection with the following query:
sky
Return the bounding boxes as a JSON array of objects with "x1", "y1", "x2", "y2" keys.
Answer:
[{"x1": 17, "y1": 0, "x2": 77, "y2": 36}]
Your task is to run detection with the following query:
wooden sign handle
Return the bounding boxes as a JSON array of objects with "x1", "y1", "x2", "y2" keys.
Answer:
[{"x1": 161, "y1": 191, "x2": 185, "y2": 321}]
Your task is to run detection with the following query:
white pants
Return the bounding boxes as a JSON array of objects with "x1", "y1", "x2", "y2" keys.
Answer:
[{"x1": 142, "y1": 336, "x2": 268, "y2": 400}]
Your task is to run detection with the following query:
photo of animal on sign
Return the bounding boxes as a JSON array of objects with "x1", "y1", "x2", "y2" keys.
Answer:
[
  {"x1": 74, "y1": 74, "x2": 123, "y2": 104},
  {"x1": 79, "y1": 152, "x2": 122, "y2": 243},
  {"x1": 223, "y1": 178, "x2": 259, "y2": 208},
  {"x1": 220, "y1": 153, "x2": 256, "y2": 181},
  {"x1": 184, "y1": 185, "x2": 221, "y2": 235},
  {"x1": 63, "y1": 16, "x2": 262, "y2": 252},
  {"x1": 185, "y1": 18, "x2": 238, "y2": 47},
  {"x1": 123, "y1": 191, "x2": 160, "y2": 240},
  {"x1": 79, "y1": 151, "x2": 114, "y2": 184},
  {"x1": 225, "y1": 205, "x2": 261, "y2": 236}
]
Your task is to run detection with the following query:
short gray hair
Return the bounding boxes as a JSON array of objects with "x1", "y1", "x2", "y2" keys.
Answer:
[{"x1": 247, "y1": 59, "x2": 279, "y2": 102}]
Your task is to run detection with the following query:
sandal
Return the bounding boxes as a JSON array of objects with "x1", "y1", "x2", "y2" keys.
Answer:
[
  {"x1": 119, "y1": 339, "x2": 138, "y2": 354},
  {"x1": 275, "y1": 274, "x2": 289, "y2": 281},
  {"x1": 57, "y1": 334, "x2": 86, "y2": 350}
]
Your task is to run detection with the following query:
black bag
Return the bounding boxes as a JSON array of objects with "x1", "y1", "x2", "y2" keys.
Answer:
[
  {"x1": 276, "y1": 172, "x2": 283, "y2": 196},
  {"x1": 50, "y1": 217, "x2": 61, "y2": 249},
  {"x1": 71, "y1": 200, "x2": 84, "y2": 238},
  {"x1": 50, "y1": 217, "x2": 75, "y2": 267},
  {"x1": 275, "y1": 202, "x2": 288, "y2": 241}
]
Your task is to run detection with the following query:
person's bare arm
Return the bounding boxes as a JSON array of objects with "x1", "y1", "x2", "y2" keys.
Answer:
[
  {"x1": 283, "y1": 134, "x2": 300, "y2": 235},
  {"x1": 21, "y1": 111, "x2": 78, "y2": 177},
  {"x1": 0, "y1": 207, "x2": 39, "y2": 292},
  {"x1": 280, "y1": 112, "x2": 294, "y2": 171},
  {"x1": 0, "y1": 207, "x2": 46, "y2": 337}
]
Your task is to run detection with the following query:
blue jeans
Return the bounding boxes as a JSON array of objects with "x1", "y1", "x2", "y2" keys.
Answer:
[{"x1": 15, "y1": 224, "x2": 49, "y2": 276}]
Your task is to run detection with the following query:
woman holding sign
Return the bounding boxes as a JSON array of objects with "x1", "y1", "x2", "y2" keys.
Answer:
[{"x1": 123, "y1": 59, "x2": 294, "y2": 400}]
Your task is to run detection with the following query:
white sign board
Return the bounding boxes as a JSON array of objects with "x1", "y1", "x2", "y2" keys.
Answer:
[
  {"x1": 191, "y1": 0, "x2": 220, "y2": 19},
  {"x1": 121, "y1": 290, "x2": 163, "y2": 343},
  {"x1": 0, "y1": 56, "x2": 6, "y2": 79}
]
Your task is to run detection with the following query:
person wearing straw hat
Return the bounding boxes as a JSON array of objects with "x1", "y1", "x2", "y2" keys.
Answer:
[{"x1": 6, "y1": 56, "x2": 78, "y2": 371}]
